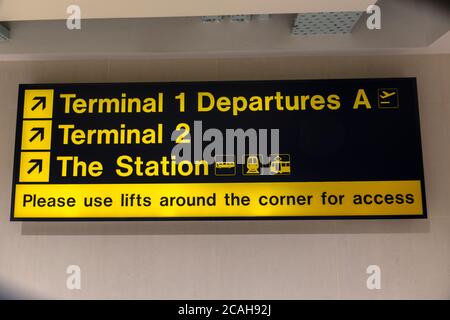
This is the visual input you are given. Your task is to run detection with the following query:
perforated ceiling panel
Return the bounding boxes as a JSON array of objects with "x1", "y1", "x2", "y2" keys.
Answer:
[
  {"x1": 202, "y1": 15, "x2": 256, "y2": 23},
  {"x1": 0, "y1": 24, "x2": 9, "y2": 41},
  {"x1": 230, "y1": 15, "x2": 252, "y2": 23},
  {"x1": 201, "y1": 16, "x2": 224, "y2": 23},
  {"x1": 291, "y1": 11, "x2": 363, "y2": 35}
]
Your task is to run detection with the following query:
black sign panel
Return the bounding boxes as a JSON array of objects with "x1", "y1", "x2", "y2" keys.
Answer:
[{"x1": 11, "y1": 78, "x2": 426, "y2": 220}]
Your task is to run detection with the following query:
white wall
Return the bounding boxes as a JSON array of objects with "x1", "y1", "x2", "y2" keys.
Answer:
[{"x1": 0, "y1": 54, "x2": 449, "y2": 299}]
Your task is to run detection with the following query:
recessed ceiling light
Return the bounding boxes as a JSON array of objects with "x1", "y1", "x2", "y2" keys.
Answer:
[
  {"x1": 255, "y1": 14, "x2": 271, "y2": 21},
  {"x1": 202, "y1": 14, "x2": 268, "y2": 24}
]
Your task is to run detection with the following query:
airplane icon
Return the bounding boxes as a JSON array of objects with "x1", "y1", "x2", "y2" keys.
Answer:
[
  {"x1": 380, "y1": 91, "x2": 396, "y2": 99},
  {"x1": 378, "y1": 88, "x2": 399, "y2": 108}
]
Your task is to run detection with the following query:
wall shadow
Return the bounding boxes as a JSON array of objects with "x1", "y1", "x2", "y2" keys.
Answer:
[{"x1": 21, "y1": 219, "x2": 430, "y2": 236}]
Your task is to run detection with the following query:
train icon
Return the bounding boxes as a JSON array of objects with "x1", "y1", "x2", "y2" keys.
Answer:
[{"x1": 242, "y1": 154, "x2": 261, "y2": 175}]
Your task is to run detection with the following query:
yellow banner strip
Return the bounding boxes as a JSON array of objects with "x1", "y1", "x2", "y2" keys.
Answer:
[{"x1": 13, "y1": 180, "x2": 423, "y2": 218}]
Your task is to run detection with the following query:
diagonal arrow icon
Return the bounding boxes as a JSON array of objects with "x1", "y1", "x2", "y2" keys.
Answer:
[
  {"x1": 31, "y1": 96, "x2": 46, "y2": 111},
  {"x1": 27, "y1": 159, "x2": 43, "y2": 174},
  {"x1": 29, "y1": 127, "x2": 45, "y2": 142}
]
